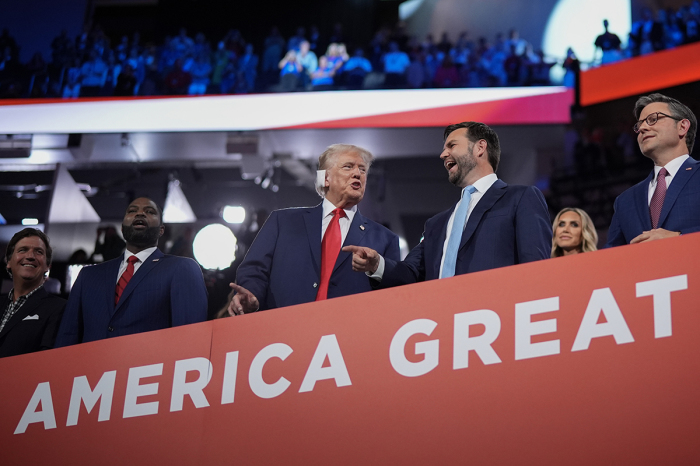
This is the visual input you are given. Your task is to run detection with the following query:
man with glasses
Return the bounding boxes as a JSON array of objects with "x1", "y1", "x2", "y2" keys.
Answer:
[{"x1": 606, "y1": 93, "x2": 699, "y2": 247}]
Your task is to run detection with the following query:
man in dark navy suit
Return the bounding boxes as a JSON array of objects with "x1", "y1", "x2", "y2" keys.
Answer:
[
  {"x1": 343, "y1": 121, "x2": 551, "y2": 285},
  {"x1": 606, "y1": 93, "x2": 699, "y2": 247},
  {"x1": 55, "y1": 197, "x2": 207, "y2": 346},
  {"x1": 228, "y1": 144, "x2": 400, "y2": 314},
  {"x1": 0, "y1": 229, "x2": 65, "y2": 358}
]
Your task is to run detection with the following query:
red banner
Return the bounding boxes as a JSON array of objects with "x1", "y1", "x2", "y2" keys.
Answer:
[
  {"x1": 2, "y1": 234, "x2": 699, "y2": 464},
  {"x1": 580, "y1": 42, "x2": 700, "y2": 106}
]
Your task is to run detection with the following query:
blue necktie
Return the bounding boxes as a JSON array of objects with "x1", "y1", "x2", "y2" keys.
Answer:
[{"x1": 442, "y1": 185, "x2": 476, "y2": 278}]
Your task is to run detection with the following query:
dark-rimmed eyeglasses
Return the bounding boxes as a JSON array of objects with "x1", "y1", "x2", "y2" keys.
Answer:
[{"x1": 633, "y1": 112, "x2": 683, "y2": 133}]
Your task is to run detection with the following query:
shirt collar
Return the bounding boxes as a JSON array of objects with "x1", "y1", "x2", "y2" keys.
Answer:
[
  {"x1": 470, "y1": 173, "x2": 499, "y2": 194},
  {"x1": 655, "y1": 154, "x2": 689, "y2": 179},
  {"x1": 9, "y1": 284, "x2": 43, "y2": 302},
  {"x1": 124, "y1": 246, "x2": 158, "y2": 264},
  {"x1": 322, "y1": 197, "x2": 358, "y2": 218}
]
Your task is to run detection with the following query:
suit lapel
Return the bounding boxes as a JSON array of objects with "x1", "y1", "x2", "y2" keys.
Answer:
[
  {"x1": 460, "y1": 180, "x2": 507, "y2": 250},
  {"x1": 303, "y1": 204, "x2": 323, "y2": 273},
  {"x1": 659, "y1": 157, "x2": 698, "y2": 228},
  {"x1": 636, "y1": 171, "x2": 654, "y2": 231},
  {"x1": 0, "y1": 288, "x2": 47, "y2": 339},
  {"x1": 432, "y1": 208, "x2": 453, "y2": 278},
  {"x1": 335, "y1": 211, "x2": 367, "y2": 273},
  {"x1": 114, "y1": 249, "x2": 164, "y2": 313}
]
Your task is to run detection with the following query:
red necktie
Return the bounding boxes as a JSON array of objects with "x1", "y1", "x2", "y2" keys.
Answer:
[
  {"x1": 650, "y1": 167, "x2": 668, "y2": 229},
  {"x1": 316, "y1": 208, "x2": 346, "y2": 301},
  {"x1": 115, "y1": 255, "x2": 139, "y2": 305}
]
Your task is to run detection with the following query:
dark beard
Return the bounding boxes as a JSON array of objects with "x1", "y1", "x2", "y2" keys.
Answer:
[
  {"x1": 448, "y1": 151, "x2": 477, "y2": 186},
  {"x1": 122, "y1": 223, "x2": 161, "y2": 248}
]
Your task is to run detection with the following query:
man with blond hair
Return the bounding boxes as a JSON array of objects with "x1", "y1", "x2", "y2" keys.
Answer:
[{"x1": 228, "y1": 144, "x2": 400, "y2": 314}]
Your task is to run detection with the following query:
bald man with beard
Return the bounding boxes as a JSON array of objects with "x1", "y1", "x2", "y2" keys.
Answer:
[{"x1": 55, "y1": 197, "x2": 208, "y2": 346}]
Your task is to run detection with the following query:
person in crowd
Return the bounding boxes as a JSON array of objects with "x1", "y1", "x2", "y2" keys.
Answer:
[
  {"x1": 62, "y1": 57, "x2": 82, "y2": 98},
  {"x1": 262, "y1": 26, "x2": 286, "y2": 86},
  {"x1": 296, "y1": 40, "x2": 318, "y2": 88},
  {"x1": 55, "y1": 197, "x2": 208, "y2": 346},
  {"x1": 383, "y1": 41, "x2": 410, "y2": 88},
  {"x1": 279, "y1": 49, "x2": 302, "y2": 91},
  {"x1": 237, "y1": 43, "x2": 258, "y2": 92},
  {"x1": 163, "y1": 58, "x2": 192, "y2": 95},
  {"x1": 343, "y1": 122, "x2": 551, "y2": 285},
  {"x1": 227, "y1": 144, "x2": 400, "y2": 315},
  {"x1": 0, "y1": 229, "x2": 65, "y2": 358},
  {"x1": 341, "y1": 48, "x2": 372, "y2": 89},
  {"x1": 79, "y1": 49, "x2": 108, "y2": 96},
  {"x1": 188, "y1": 52, "x2": 212, "y2": 95},
  {"x1": 311, "y1": 55, "x2": 336, "y2": 90},
  {"x1": 594, "y1": 19, "x2": 623, "y2": 65},
  {"x1": 551, "y1": 208, "x2": 598, "y2": 257},
  {"x1": 433, "y1": 55, "x2": 459, "y2": 88},
  {"x1": 606, "y1": 93, "x2": 699, "y2": 246}
]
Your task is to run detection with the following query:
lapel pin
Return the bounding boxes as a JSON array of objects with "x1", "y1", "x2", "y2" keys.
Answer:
[
  {"x1": 686, "y1": 167, "x2": 692, "y2": 170},
  {"x1": 360, "y1": 225, "x2": 365, "y2": 230},
  {"x1": 152, "y1": 259, "x2": 160, "y2": 262}
]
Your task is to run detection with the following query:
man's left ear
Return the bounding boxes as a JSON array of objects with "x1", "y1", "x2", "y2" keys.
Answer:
[
  {"x1": 159, "y1": 225, "x2": 165, "y2": 237},
  {"x1": 678, "y1": 119, "x2": 691, "y2": 139}
]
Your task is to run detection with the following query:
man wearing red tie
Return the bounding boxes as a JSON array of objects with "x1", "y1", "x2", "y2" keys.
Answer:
[
  {"x1": 228, "y1": 144, "x2": 400, "y2": 315},
  {"x1": 606, "y1": 94, "x2": 699, "y2": 247},
  {"x1": 55, "y1": 197, "x2": 207, "y2": 346}
]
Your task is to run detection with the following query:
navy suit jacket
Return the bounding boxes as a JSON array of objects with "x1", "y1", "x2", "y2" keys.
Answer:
[
  {"x1": 381, "y1": 180, "x2": 552, "y2": 287},
  {"x1": 237, "y1": 204, "x2": 400, "y2": 310},
  {"x1": 0, "y1": 287, "x2": 66, "y2": 358},
  {"x1": 55, "y1": 249, "x2": 207, "y2": 346},
  {"x1": 606, "y1": 157, "x2": 700, "y2": 247}
]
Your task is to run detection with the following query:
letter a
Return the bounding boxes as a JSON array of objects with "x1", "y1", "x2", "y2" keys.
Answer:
[
  {"x1": 15, "y1": 382, "x2": 57, "y2": 434},
  {"x1": 572, "y1": 288, "x2": 634, "y2": 351}
]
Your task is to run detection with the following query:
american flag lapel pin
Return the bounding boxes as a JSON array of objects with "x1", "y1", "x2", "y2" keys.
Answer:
[
  {"x1": 360, "y1": 225, "x2": 365, "y2": 230},
  {"x1": 686, "y1": 167, "x2": 692, "y2": 170},
  {"x1": 152, "y1": 259, "x2": 160, "y2": 262}
]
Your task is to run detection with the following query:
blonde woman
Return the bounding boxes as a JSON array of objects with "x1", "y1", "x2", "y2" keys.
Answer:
[{"x1": 551, "y1": 207, "x2": 598, "y2": 257}]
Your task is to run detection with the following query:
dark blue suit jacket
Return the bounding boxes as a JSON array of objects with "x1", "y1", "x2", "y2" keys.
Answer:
[
  {"x1": 237, "y1": 204, "x2": 400, "y2": 310},
  {"x1": 55, "y1": 249, "x2": 207, "y2": 346},
  {"x1": 606, "y1": 157, "x2": 700, "y2": 247},
  {"x1": 0, "y1": 287, "x2": 65, "y2": 358},
  {"x1": 380, "y1": 180, "x2": 552, "y2": 287}
]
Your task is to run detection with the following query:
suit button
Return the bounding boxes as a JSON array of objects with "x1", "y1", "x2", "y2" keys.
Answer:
[
  {"x1": 108, "y1": 326, "x2": 114, "y2": 332},
  {"x1": 313, "y1": 283, "x2": 318, "y2": 288}
]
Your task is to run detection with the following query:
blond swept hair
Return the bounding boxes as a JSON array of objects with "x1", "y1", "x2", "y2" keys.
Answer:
[
  {"x1": 551, "y1": 207, "x2": 598, "y2": 258},
  {"x1": 316, "y1": 144, "x2": 374, "y2": 197}
]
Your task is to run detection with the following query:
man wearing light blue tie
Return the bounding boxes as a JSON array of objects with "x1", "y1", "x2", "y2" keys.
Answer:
[{"x1": 344, "y1": 121, "x2": 552, "y2": 285}]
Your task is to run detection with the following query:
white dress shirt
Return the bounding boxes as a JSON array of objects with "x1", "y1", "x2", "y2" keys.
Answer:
[
  {"x1": 321, "y1": 197, "x2": 357, "y2": 244},
  {"x1": 116, "y1": 246, "x2": 157, "y2": 283},
  {"x1": 647, "y1": 154, "x2": 689, "y2": 205}
]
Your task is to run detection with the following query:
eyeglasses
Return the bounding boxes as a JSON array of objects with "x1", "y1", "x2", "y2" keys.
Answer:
[{"x1": 633, "y1": 112, "x2": 683, "y2": 133}]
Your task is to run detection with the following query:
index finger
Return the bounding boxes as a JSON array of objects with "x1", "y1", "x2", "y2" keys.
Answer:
[
  {"x1": 341, "y1": 245, "x2": 363, "y2": 254},
  {"x1": 229, "y1": 283, "x2": 249, "y2": 295}
]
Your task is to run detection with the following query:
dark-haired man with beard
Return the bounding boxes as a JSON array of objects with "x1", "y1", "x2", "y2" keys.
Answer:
[{"x1": 55, "y1": 198, "x2": 207, "y2": 346}]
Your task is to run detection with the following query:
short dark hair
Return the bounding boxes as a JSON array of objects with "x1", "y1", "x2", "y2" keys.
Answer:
[
  {"x1": 634, "y1": 93, "x2": 697, "y2": 154},
  {"x1": 443, "y1": 122, "x2": 501, "y2": 172},
  {"x1": 5, "y1": 228, "x2": 53, "y2": 267}
]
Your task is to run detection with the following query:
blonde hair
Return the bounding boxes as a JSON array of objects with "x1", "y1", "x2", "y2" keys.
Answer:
[
  {"x1": 316, "y1": 144, "x2": 374, "y2": 197},
  {"x1": 551, "y1": 207, "x2": 598, "y2": 258}
]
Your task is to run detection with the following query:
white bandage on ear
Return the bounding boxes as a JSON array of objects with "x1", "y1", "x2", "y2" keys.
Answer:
[{"x1": 315, "y1": 170, "x2": 327, "y2": 197}]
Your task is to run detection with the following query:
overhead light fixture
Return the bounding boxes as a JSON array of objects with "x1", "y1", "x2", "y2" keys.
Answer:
[
  {"x1": 163, "y1": 179, "x2": 197, "y2": 223},
  {"x1": 193, "y1": 224, "x2": 238, "y2": 270},
  {"x1": 22, "y1": 218, "x2": 39, "y2": 225},
  {"x1": 222, "y1": 206, "x2": 246, "y2": 224}
]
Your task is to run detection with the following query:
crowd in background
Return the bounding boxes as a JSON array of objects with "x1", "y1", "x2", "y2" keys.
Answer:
[
  {"x1": 592, "y1": 2, "x2": 700, "y2": 66},
  {"x1": 0, "y1": 21, "x2": 556, "y2": 99}
]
